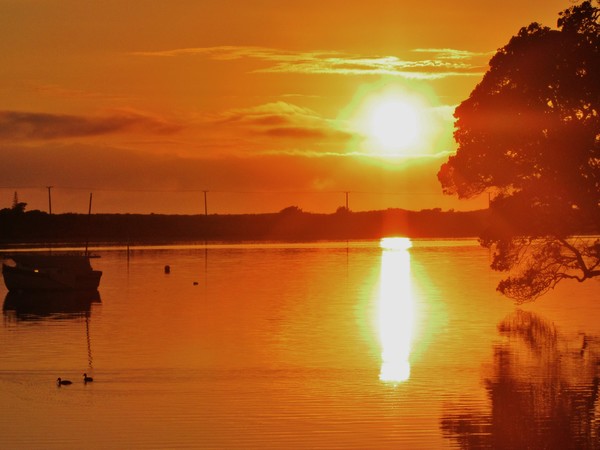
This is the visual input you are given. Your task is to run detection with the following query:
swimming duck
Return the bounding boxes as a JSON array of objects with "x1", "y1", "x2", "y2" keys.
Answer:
[
  {"x1": 57, "y1": 377, "x2": 72, "y2": 386},
  {"x1": 83, "y1": 373, "x2": 94, "y2": 383}
]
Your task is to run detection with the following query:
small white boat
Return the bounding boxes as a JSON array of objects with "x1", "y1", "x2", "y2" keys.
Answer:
[{"x1": 2, "y1": 253, "x2": 102, "y2": 292}]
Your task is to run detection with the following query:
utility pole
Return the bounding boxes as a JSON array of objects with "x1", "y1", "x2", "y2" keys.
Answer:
[
  {"x1": 47, "y1": 186, "x2": 53, "y2": 214},
  {"x1": 203, "y1": 190, "x2": 208, "y2": 216},
  {"x1": 344, "y1": 191, "x2": 349, "y2": 211}
]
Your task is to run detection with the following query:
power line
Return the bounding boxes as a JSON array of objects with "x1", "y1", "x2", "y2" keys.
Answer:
[{"x1": 0, "y1": 185, "x2": 443, "y2": 196}]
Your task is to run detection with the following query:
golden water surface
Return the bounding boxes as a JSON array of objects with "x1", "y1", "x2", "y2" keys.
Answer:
[{"x1": 1, "y1": 240, "x2": 599, "y2": 449}]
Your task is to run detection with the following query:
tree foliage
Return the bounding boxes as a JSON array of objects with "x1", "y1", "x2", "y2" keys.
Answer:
[{"x1": 438, "y1": 1, "x2": 600, "y2": 301}]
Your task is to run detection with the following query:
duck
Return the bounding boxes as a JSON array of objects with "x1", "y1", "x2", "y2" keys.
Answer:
[
  {"x1": 57, "y1": 377, "x2": 72, "y2": 386},
  {"x1": 83, "y1": 373, "x2": 94, "y2": 383}
]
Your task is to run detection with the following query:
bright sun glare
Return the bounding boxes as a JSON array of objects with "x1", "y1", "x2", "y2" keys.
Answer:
[
  {"x1": 368, "y1": 99, "x2": 421, "y2": 152},
  {"x1": 342, "y1": 82, "x2": 445, "y2": 158},
  {"x1": 378, "y1": 237, "x2": 414, "y2": 383}
]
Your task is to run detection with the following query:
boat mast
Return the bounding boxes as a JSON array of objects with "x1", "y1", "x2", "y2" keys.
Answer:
[{"x1": 85, "y1": 193, "x2": 92, "y2": 257}]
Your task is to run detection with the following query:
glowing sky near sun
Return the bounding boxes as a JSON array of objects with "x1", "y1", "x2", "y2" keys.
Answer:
[{"x1": 0, "y1": 0, "x2": 568, "y2": 214}]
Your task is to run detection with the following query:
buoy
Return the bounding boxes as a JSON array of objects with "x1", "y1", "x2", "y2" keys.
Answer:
[{"x1": 164, "y1": 265, "x2": 171, "y2": 274}]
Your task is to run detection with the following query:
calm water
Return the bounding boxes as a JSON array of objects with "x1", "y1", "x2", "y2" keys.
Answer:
[{"x1": 1, "y1": 240, "x2": 599, "y2": 449}]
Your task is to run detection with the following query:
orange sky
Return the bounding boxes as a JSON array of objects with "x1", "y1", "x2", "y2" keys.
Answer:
[{"x1": 0, "y1": 0, "x2": 569, "y2": 214}]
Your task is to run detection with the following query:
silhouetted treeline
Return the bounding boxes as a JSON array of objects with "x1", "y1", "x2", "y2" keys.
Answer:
[
  {"x1": 2, "y1": 205, "x2": 597, "y2": 246},
  {"x1": 0, "y1": 206, "x2": 497, "y2": 245}
]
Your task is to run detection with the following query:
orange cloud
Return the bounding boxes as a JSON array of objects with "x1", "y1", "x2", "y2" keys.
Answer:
[
  {"x1": 0, "y1": 110, "x2": 182, "y2": 141},
  {"x1": 133, "y1": 45, "x2": 489, "y2": 79},
  {"x1": 214, "y1": 101, "x2": 353, "y2": 145},
  {"x1": 262, "y1": 127, "x2": 350, "y2": 141}
]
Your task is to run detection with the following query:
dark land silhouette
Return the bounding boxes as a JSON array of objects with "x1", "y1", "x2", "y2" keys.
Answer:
[
  {"x1": 0, "y1": 206, "x2": 494, "y2": 245},
  {"x1": 3, "y1": 203, "x2": 599, "y2": 246}
]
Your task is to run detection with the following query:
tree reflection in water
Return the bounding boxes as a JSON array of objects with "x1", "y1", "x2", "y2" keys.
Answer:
[{"x1": 441, "y1": 310, "x2": 600, "y2": 449}]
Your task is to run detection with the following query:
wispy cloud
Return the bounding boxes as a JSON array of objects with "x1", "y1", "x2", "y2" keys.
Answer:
[
  {"x1": 412, "y1": 48, "x2": 494, "y2": 60},
  {"x1": 215, "y1": 101, "x2": 353, "y2": 142},
  {"x1": 259, "y1": 148, "x2": 455, "y2": 160},
  {"x1": 133, "y1": 45, "x2": 489, "y2": 79},
  {"x1": 218, "y1": 101, "x2": 318, "y2": 125},
  {"x1": 0, "y1": 110, "x2": 182, "y2": 141}
]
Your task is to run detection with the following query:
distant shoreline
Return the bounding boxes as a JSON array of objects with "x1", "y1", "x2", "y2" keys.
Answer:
[
  {"x1": 2, "y1": 207, "x2": 599, "y2": 248},
  {"x1": 1, "y1": 207, "x2": 490, "y2": 246}
]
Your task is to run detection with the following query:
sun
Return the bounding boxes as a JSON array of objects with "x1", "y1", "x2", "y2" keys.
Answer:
[
  {"x1": 341, "y1": 82, "x2": 446, "y2": 158},
  {"x1": 368, "y1": 99, "x2": 421, "y2": 152}
]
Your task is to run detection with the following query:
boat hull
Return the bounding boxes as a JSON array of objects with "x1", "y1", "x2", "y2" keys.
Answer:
[{"x1": 2, "y1": 263, "x2": 102, "y2": 292}]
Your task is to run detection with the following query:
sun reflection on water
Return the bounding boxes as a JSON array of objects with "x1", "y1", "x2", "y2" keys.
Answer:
[{"x1": 378, "y1": 237, "x2": 414, "y2": 383}]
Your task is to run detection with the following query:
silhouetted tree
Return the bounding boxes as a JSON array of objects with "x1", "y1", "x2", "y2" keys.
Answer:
[
  {"x1": 438, "y1": 1, "x2": 600, "y2": 301},
  {"x1": 278, "y1": 205, "x2": 304, "y2": 216},
  {"x1": 11, "y1": 191, "x2": 27, "y2": 214}
]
